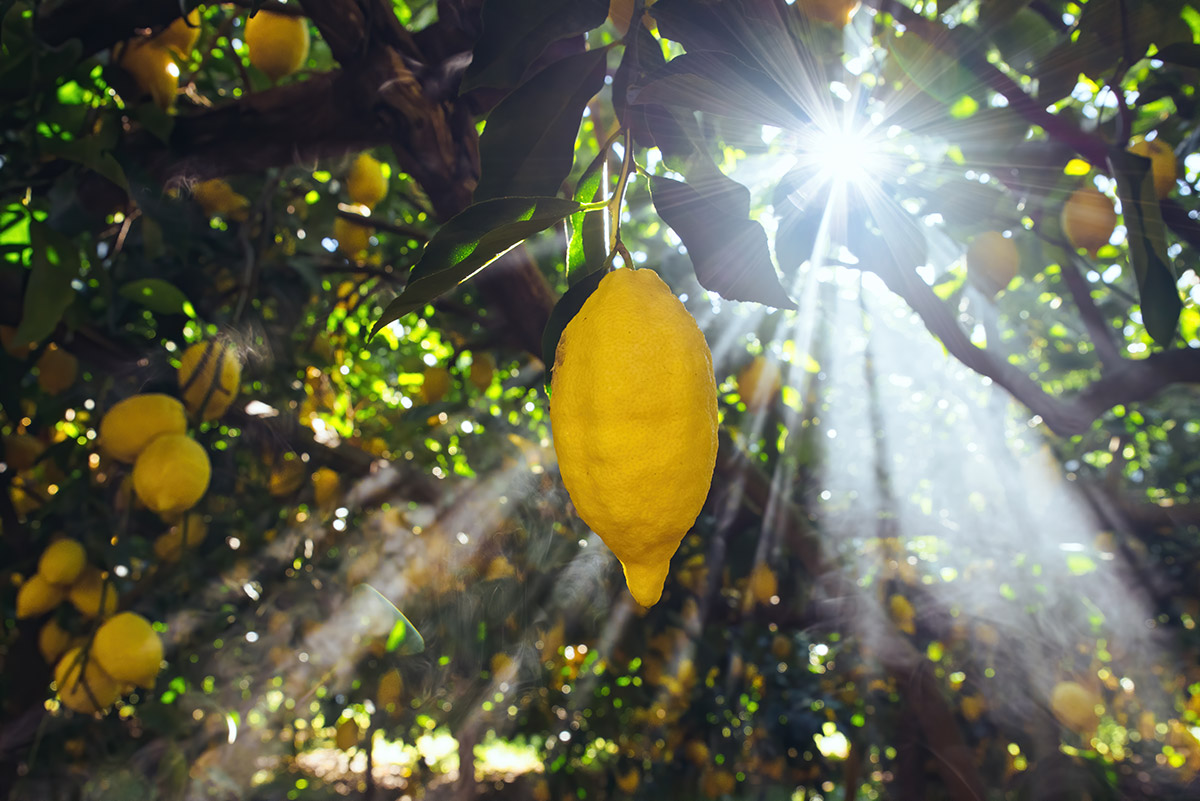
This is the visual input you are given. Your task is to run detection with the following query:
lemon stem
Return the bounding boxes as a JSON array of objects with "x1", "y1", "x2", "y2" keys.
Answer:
[{"x1": 608, "y1": 127, "x2": 634, "y2": 255}]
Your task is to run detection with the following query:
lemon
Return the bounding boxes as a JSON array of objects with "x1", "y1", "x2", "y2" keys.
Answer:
[
  {"x1": 961, "y1": 694, "x2": 987, "y2": 722},
  {"x1": 154, "y1": 513, "x2": 207, "y2": 561},
  {"x1": 117, "y1": 40, "x2": 178, "y2": 110},
  {"x1": 748, "y1": 563, "x2": 778, "y2": 605},
  {"x1": 39, "y1": 619, "x2": 73, "y2": 664},
  {"x1": 1061, "y1": 186, "x2": 1116, "y2": 254},
  {"x1": 1, "y1": 325, "x2": 35, "y2": 358},
  {"x1": 68, "y1": 567, "x2": 119, "y2": 618},
  {"x1": 268, "y1": 455, "x2": 307, "y2": 497},
  {"x1": 55, "y1": 647, "x2": 122, "y2": 714},
  {"x1": 38, "y1": 538, "x2": 86, "y2": 586},
  {"x1": 99, "y1": 394, "x2": 188, "y2": 462},
  {"x1": 178, "y1": 340, "x2": 242, "y2": 420},
  {"x1": 132, "y1": 433, "x2": 211, "y2": 515},
  {"x1": 36, "y1": 344, "x2": 78, "y2": 395},
  {"x1": 334, "y1": 215, "x2": 372, "y2": 259},
  {"x1": 346, "y1": 153, "x2": 388, "y2": 209},
  {"x1": 800, "y1": 0, "x2": 860, "y2": 26},
  {"x1": 615, "y1": 767, "x2": 640, "y2": 793},
  {"x1": 311, "y1": 467, "x2": 340, "y2": 509},
  {"x1": 684, "y1": 740, "x2": 710, "y2": 766},
  {"x1": 93, "y1": 612, "x2": 164, "y2": 688},
  {"x1": 469, "y1": 353, "x2": 495, "y2": 392},
  {"x1": 550, "y1": 268, "x2": 718, "y2": 607},
  {"x1": 191, "y1": 178, "x2": 250, "y2": 221},
  {"x1": 1128, "y1": 136, "x2": 1177, "y2": 199},
  {"x1": 889, "y1": 593, "x2": 916, "y2": 635},
  {"x1": 17, "y1": 573, "x2": 66, "y2": 618},
  {"x1": 335, "y1": 718, "x2": 361, "y2": 751},
  {"x1": 4, "y1": 433, "x2": 45, "y2": 471},
  {"x1": 966, "y1": 231, "x2": 1020, "y2": 296},
  {"x1": 421, "y1": 366, "x2": 451, "y2": 404},
  {"x1": 700, "y1": 768, "x2": 736, "y2": 798},
  {"x1": 245, "y1": 11, "x2": 310, "y2": 81},
  {"x1": 736, "y1": 355, "x2": 782, "y2": 410},
  {"x1": 378, "y1": 668, "x2": 404, "y2": 714},
  {"x1": 155, "y1": 9, "x2": 202, "y2": 57},
  {"x1": 1050, "y1": 680, "x2": 1101, "y2": 733}
]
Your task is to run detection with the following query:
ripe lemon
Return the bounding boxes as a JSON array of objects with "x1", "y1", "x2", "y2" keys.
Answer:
[
  {"x1": 1050, "y1": 680, "x2": 1101, "y2": 733},
  {"x1": 117, "y1": 40, "x2": 178, "y2": 110},
  {"x1": 69, "y1": 567, "x2": 119, "y2": 618},
  {"x1": 549, "y1": 268, "x2": 718, "y2": 607},
  {"x1": 245, "y1": 11, "x2": 310, "y2": 81},
  {"x1": 55, "y1": 647, "x2": 122, "y2": 714},
  {"x1": 615, "y1": 767, "x2": 640, "y2": 793},
  {"x1": 154, "y1": 512, "x2": 207, "y2": 561},
  {"x1": 268, "y1": 455, "x2": 307, "y2": 497},
  {"x1": 334, "y1": 215, "x2": 372, "y2": 259},
  {"x1": 99, "y1": 394, "x2": 188, "y2": 462},
  {"x1": 700, "y1": 768, "x2": 736, "y2": 798},
  {"x1": 132, "y1": 433, "x2": 211, "y2": 515},
  {"x1": 748, "y1": 563, "x2": 778, "y2": 605},
  {"x1": 17, "y1": 573, "x2": 66, "y2": 618},
  {"x1": 346, "y1": 153, "x2": 388, "y2": 209},
  {"x1": 155, "y1": 9, "x2": 202, "y2": 57},
  {"x1": 1, "y1": 324, "x2": 35, "y2": 358},
  {"x1": 191, "y1": 179, "x2": 250, "y2": 221},
  {"x1": 4, "y1": 433, "x2": 45, "y2": 471},
  {"x1": 966, "y1": 231, "x2": 1020, "y2": 296},
  {"x1": 93, "y1": 611, "x2": 164, "y2": 688},
  {"x1": 737, "y1": 355, "x2": 782, "y2": 410},
  {"x1": 39, "y1": 619, "x2": 73, "y2": 664},
  {"x1": 800, "y1": 0, "x2": 860, "y2": 27},
  {"x1": 421, "y1": 366, "x2": 451, "y2": 404},
  {"x1": 889, "y1": 593, "x2": 916, "y2": 635},
  {"x1": 311, "y1": 467, "x2": 340, "y2": 509},
  {"x1": 378, "y1": 668, "x2": 404, "y2": 714},
  {"x1": 36, "y1": 344, "x2": 78, "y2": 395},
  {"x1": 684, "y1": 740, "x2": 710, "y2": 766},
  {"x1": 1128, "y1": 136, "x2": 1177, "y2": 199},
  {"x1": 178, "y1": 340, "x2": 242, "y2": 420},
  {"x1": 38, "y1": 538, "x2": 86, "y2": 586},
  {"x1": 335, "y1": 718, "x2": 361, "y2": 751},
  {"x1": 961, "y1": 694, "x2": 987, "y2": 722},
  {"x1": 1061, "y1": 186, "x2": 1116, "y2": 254},
  {"x1": 469, "y1": 352, "x2": 495, "y2": 392}
]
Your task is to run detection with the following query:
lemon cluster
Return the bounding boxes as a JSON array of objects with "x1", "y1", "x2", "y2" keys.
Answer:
[
  {"x1": 54, "y1": 612, "x2": 164, "y2": 714},
  {"x1": 16, "y1": 539, "x2": 117, "y2": 620}
]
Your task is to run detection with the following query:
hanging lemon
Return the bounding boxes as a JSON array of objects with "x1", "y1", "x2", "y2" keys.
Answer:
[
  {"x1": 99, "y1": 394, "x2": 188, "y2": 463},
  {"x1": 244, "y1": 10, "x2": 310, "y2": 81},
  {"x1": 132, "y1": 434, "x2": 211, "y2": 515},
  {"x1": 177, "y1": 341, "x2": 242, "y2": 420},
  {"x1": 55, "y1": 647, "x2": 122, "y2": 714},
  {"x1": 92, "y1": 612, "x2": 164, "y2": 688}
]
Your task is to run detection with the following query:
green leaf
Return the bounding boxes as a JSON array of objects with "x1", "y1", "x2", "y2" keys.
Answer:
[
  {"x1": 461, "y1": 0, "x2": 608, "y2": 93},
  {"x1": 542, "y1": 266, "x2": 607, "y2": 391},
  {"x1": 119, "y1": 278, "x2": 192, "y2": 316},
  {"x1": 475, "y1": 47, "x2": 608, "y2": 203},
  {"x1": 650, "y1": 174, "x2": 795, "y2": 309},
  {"x1": 567, "y1": 160, "x2": 606, "y2": 277},
  {"x1": 1108, "y1": 149, "x2": 1181, "y2": 345},
  {"x1": 14, "y1": 222, "x2": 80, "y2": 345},
  {"x1": 370, "y1": 196, "x2": 581, "y2": 338},
  {"x1": 39, "y1": 135, "x2": 130, "y2": 193}
]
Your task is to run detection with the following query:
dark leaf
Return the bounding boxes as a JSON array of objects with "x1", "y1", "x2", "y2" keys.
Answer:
[
  {"x1": 773, "y1": 176, "x2": 830, "y2": 278},
  {"x1": 370, "y1": 197, "x2": 581, "y2": 337},
  {"x1": 474, "y1": 48, "x2": 607, "y2": 202},
  {"x1": 650, "y1": 175, "x2": 794, "y2": 309},
  {"x1": 15, "y1": 222, "x2": 80, "y2": 345},
  {"x1": 118, "y1": 278, "x2": 192, "y2": 316},
  {"x1": 542, "y1": 266, "x2": 607, "y2": 390},
  {"x1": 1154, "y1": 42, "x2": 1200, "y2": 69},
  {"x1": 461, "y1": 0, "x2": 609, "y2": 93}
]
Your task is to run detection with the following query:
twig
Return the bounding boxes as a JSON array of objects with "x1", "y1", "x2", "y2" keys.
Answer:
[{"x1": 335, "y1": 209, "x2": 428, "y2": 242}]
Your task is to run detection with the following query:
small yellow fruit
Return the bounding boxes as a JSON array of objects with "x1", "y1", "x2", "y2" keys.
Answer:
[
  {"x1": 736, "y1": 355, "x2": 782, "y2": 410},
  {"x1": 132, "y1": 434, "x2": 211, "y2": 515},
  {"x1": 1, "y1": 325, "x2": 35, "y2": 358},
  {"x1": 268, "y1": 455, "x2": 307, "y2": 497},
  {"x1": 93, "y1": 612, "x2": 164, "y2": 688},
  {"x1": 378, "y1": 668, "x2": 404, "y2": 714},
  {"x1": 334, "y1": 215, "x2": 373, "y2": 259},
  {"x1": 155, "y1": 9, "x2": 202, "y2": 57},
  {"x1": 335, "y1": 718, "x2": 361, "y2": 751},
  {"x1": 36, "y1": 344, "x2": 78, "y2": 395},
  {"x1": 346, "y1": 153, "x2": 388, "y2": 209},
  {"x1": 800, "y1": 0, "x2": 860, "y2": 27},
  {"x1": 469, "y1": 353, "x2": 495, "y2": 392},
  {"x1": 748, "y1": 562, "x2": 778, "y2": 605},
  {"x1": 4, "y1": 434, "x2": 45, "y2": 471},
  {"x1": 1061, "y1": 186, "x2": 1117, "y2": 254},
  {"x1": 178, "y1": 340, "x2": 242, "y2": 420},
  {"x1": 1050, "y1": 680, "x2": 1101, "y2": 734},
  {"x1": 550, "y1": 269, "x2": 718, "y2": 607},
  {"x1": 421, "y1": 366, "x2": 451, "y2": 404},
  {"x1": 245, "y1": 11, "x2": 310, "y2": 81},
  {"x1": 38, "y1": 538, "x2": 87, "y2": 586},
  {"x1": 55, "y1": 647, "x2": 122, "y2": 714},
  {"x1": 311, "y1": 467, "x2": 340, "y2": 509},
  {"x1": 700, "y1": 768, "x2": 736, "y2": 798},
  {"x1": 191, "y1": 179, "x2": 250, "y2": 221},
  {"x1": 961, "y1": 694, "x2": 987, "y2": 723},
  {"x1": 153, "y1": 513, "x2": 207, "y2": 561},
  {"x1": 99, "y1": 394, "x2": 188, "y2": 462},
  {"x1": 68, "y1": 567, "x2": 119, "y2": 618},
  {"x1": 17, "y1": 573, "x2": 66, "y2": 618},
  {"x1": 39, "y1": 619, "x2": 73, "y2": 664},
  {"x1": 684, "y1": 740, "x2": 710, "y2": 766},
  {"x1": 117, "y1": 40, "x2": 179, "y2": 110},
  {"x1": 966, "y1": 231, "x2": 1020, "y2": 296},
  {"x1": 1128, "y1": 136, "x2": 1177, "y2": 199},
  {"x1": 889, "y1": 593, "x2": 916, "y2": 635},
  {"x1": 615, "y1": 767, "x2": 640, "y2": 793}
]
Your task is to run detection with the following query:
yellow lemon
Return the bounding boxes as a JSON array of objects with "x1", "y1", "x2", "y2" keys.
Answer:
[
  {"x1": 117, "y1": 40, "x2": 178, "y2": 110},
  {"x1": 889, "y1": 593, "x2": 916, "y2": 635},
  {"x1": 1050, "y1": 680, "x2": 1101, "y2": 734},
  {"x1": 132, "y1": 433, "x2": 211, "y2": 515},
  {"x1": 378, "y1": 668, "x2": 404, "y2": 714},
  {"x1": 1, "y1": 325, "x2": 35, "y2": 358},
  {"x1": 346, "y1": 153, "x2": 388, "y2": 209},
  {"x1": 684, "y1": 740, "x2": 710, "y2": 766},
  {"x1": 178, "y1": 340, "x2": 242, "y2": 420},
  {"x1": 36, "y1": 344, "x2": 78, "y2": 395},
  {"x1": 55, "y1": 647, "x2": 122, "y2": 714},
  {"x1": 615, "y1": 767, "x2": 640, "y2": 793},
  {"x1": 737, "y1": 355, "x2": 782, "y2": 410},
  {"x1": 268, "y1": 455, "x2": 307, "y2": 497},
  {"x1": 93, "y1": 611, "x2": 164, "y2": 688},
  {"x1": 99, "y1": 394, "x2": 188, "y2": 462},
  {"x1": 17, "y1": 573, "x2": 66, "y2": 618},
  {"x1": 966, "y1": 230, "x2": 1020, "y2": 296},
  {"x1": 153, "y1": 513, "x2": 207, "y2": 561},
  {"x1": 245, "y1": 11, "x2": 310, "y2": 81},
  {"x1": 334, "y1": 215, "x2": 373, "y2": 259},
  {"x1": 155, "y1": 9, "x2": 202, "y2": 57},
  {"x1": 420, "y1": 366, "x2": 451, "y2": 404},
  {"x1": 469, "y1": 352, "x2": 495, "y2": 392},
  {"x1": 311, "y1": 467, "x2": 340, "y2": 509},
  {"x1": 961, "y1": 694, "x2": 987, "y2": 723},
  {"x1": 1061, "y1": 186, "x2": 1116, "y2": 254},
  {"x1": 4, "y1": 433, "x2": 45, "y2": 471},
  {"x1": 191, "y1": 178, "x2": 250, "y2": 221},
  {"x1": 800, "y1": 0, "x2": 860, "y2": 27},
  {"x1": 68, "y1": 567, "x2": 119, "y2": 618},
  {"x1": 38, "y1": 538, "x2": 86, "y2": 586},
  {"x1": 748, "y1": 562, "x2": 778, "y2": 605},
  {"x1": 335, "y1": 718, "x2": 361, "y2": 751},
  {"x1": 39, "y1": 619, "x2": 73, "y2": 664},
  {"x1": 550, "y1": 268, "x2": 718, "y2": 607},
  {"x1": 1128, "y1": 136, "x2": 1177, "y2": 199},
  {"x1": 700, "y1": 768, "x2": 736, "y2": 798}
]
